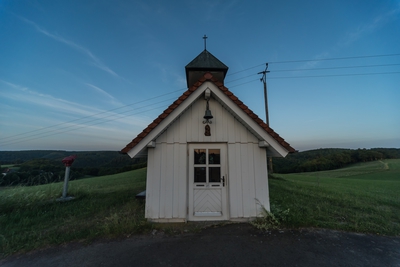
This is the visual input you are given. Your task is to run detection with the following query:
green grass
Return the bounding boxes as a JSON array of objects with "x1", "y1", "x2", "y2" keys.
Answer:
[
  {"x1": 0, "y1": 168, "x2": 151, "y2": 257},
  {"x1": 1, "y1": 160, "x2": 400, "y2": 257},
  {"x1": 269, "y1": 159, "x2": 400, "y2": 235},
  {"x1": 1, "y1": 164, "x2": 20, "y2": 171},
  {"x1": 1, "y1": 165, "x2": 15, "y2": 168}
]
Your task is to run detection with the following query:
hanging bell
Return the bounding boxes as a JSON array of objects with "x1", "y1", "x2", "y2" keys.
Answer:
[{"x1": 203, "y1": 109, "x2": 213, "y2": 120}]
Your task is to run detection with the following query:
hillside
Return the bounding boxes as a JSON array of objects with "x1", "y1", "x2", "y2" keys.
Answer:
[
  {"x1": 1, "y1": 148, "x2": 399, "y2": 186},
  {"x1": 2, "y1": 148, "x2": 399, "y2": 168},
  {"x1": 0, "y1": 151, "x2": 146, "y2": 186},
  {"x1": 273, "y1": 148, "x2": 400, "y2": 173},
  {"x1": 270, "y1": 159, "x2": 400, "y2": 235},
  {"x1": 1, "y1": 160, "x2": 399, "y2": 256},
  {"x1": 0, "y1": 150, "x2": 142, "y2": 168},
  {"x1": 0, "y1": 168, "x2": 148, "y2": 257}
]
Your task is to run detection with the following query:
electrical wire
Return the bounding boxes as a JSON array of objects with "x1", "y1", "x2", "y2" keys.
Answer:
[
  {"x1": 268, "y1": 53, "x2": 400, "y2": 64},
  {"x1": 0, "y1": 97, "x2": 178, "y2": 146},
  {"x1": 2, "y1": 102, "x2": 176, "y2": 146},
  {"x1": 2, "y1": 52, "x2": 400, "y2": 147},
  {"x1": 227, "y1": 53, "x2": 400, "y2": 76},
  {"x1": 268, "y1": 71, "x2": 400, "y2": 79},
  {"x1": 271, "y1": 63, "x2": 400, "y2": 73},
  {"x1": 0, "y1": 89, "x2": 185, "y2": 143}
]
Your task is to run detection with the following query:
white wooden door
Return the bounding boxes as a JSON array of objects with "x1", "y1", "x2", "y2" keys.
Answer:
[{"x1": 188, "y1": 144, "x2": 228, "y2": 221}]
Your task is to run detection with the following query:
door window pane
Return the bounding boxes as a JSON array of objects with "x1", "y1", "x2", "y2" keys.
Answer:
[
  {"x1": 194, "y1": 149, "x2": 206, "y2": 164},
  {"x1": 194, "y1": 167, "x2": 206, "y2": 183},
  {"x1": 209, "y1": 167, "x2": 221, "y2": 183},
  {"x1": 208, "y1": 149, "x2": 220, "y2": 164}
]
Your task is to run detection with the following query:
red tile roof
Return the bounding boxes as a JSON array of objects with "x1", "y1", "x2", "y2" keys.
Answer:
[{"x1": 121, "y1": 72, "x2": 295, "y2": 154}]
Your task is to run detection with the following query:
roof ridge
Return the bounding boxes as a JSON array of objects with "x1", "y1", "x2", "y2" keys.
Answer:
[
  {"x1": 121, "y1": 72, "x2": 295, "y2": 154},
  {"x1": 185, "y1": 50, "x2": 229, "y2": 70}
]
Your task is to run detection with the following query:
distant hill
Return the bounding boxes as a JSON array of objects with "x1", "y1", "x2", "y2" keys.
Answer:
[
  {"x1": 1, "y1": 148, "x2": 399, "y2": 185},
  {"x1": 273, "y1": 148, "x2": 400, "y2": 173},
  {"x1": 0, "y1": 151, "x2": 146, "y2": 186},
  {"x1": 0, "y1": 150, "x2": 141, "y2": 168}
]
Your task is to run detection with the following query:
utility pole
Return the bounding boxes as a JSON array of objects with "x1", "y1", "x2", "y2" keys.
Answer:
[
  {"x1": 258, "y1": 63, "x2": 273, "y2": 174},
  {"x1": 258, "y1": 63, "x2": 270, "y2": 125}
]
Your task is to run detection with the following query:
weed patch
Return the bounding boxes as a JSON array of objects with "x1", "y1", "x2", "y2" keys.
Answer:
[{"x1": 251, "y1": 202, "x2": 290, "y2": 231}]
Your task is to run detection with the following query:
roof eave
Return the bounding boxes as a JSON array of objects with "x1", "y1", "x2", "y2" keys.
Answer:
[
  {"x1": 121, "y1": 80, "x2": 210, "y2": 157},
  {"x1": 121, "y1": 72, "x2": 295, "y2": 157}
]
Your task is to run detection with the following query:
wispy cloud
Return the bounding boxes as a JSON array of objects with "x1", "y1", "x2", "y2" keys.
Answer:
[
  {"x1": 340, "y1": 7, "x2": 400, "y2": 47},
  {"x1": 298, "y1": 52, "x2": 331, "y2": 70},
  {"x1": 16, "y1": 15, "x2": 121, "y2": 78},
  {"x1": 0, "y1": 79, "x2": 150, "y2": 128},
  {"x1": 1, "y1": 79, "x2": 100, "y2": 117},
  {"x1": 84, "y1": 83, "x2": 122, "y2": 105},
  {"x1": 300, "y1": 6, "x2": 400, "y2": 70},
  {"x1": 152, "y1": 62, "x2": 186, "y2": 88}
]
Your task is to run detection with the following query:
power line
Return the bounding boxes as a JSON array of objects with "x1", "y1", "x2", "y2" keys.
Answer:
[
  {"x1": 272, "y1": 63, "x2": 400, "y2": 73},
  {"x1": 0, "y1": 97, "x2": 178, "y2": 146},
  {"x1": 3, "y1": 68, "x2": 399, "y2": 146},
  {"x1": 226, "y1": 73, "x2": 258, "y2": 83},
  {"x1": 268, "y1": 71, "x2": 400, "y2": 79},
  {"x1": 3, "y1": 69, "x2": 399, "y2": 146},
  {"x1": 268, "y1": 53, "x2": 400, "y2": 64},
  {"x1": 228, "y1": 79, "x2": 259, "y2": 88},
  {"x1": 228, "y1": 64, "x2": 264, "y2": 76},
  {"x1": 226, "y1": 63, "x2": 400, "y2": 83},
  {"x1": 2, "y1": 76, "x2": 263, "y2": 146},
  {"x1": 227, "y1": 53, "x2": 400, "y2": 76},
  {"x1": 1, "y1": 74, "x2": 265, "y2": 146},
  {"x1": 1, "y1": 101, "x2": 177, "y2": 147},
  {"x1": 227, "y1": 71, "x2": 400, "y2": 87},
  {"x1": 0, "y1": 88, "x2": 185, "y2": 142},
  {"x1": 2, "y1": 52, "x2": 400, "y2": 147}
]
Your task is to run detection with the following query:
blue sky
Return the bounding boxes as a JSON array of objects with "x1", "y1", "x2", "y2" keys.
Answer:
[{"x1": 1, "y1": 0, "x2": 399, "y2": 152}]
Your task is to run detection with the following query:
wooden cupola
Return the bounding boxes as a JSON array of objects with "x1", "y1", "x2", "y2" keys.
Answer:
[{"x1": 185, "y1": 49, "x2": 229, "y2": 88}]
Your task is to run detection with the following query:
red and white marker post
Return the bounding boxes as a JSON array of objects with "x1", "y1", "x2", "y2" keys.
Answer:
[{"x1": 58, "y1": 155, "x2": 76, "y2": 201}]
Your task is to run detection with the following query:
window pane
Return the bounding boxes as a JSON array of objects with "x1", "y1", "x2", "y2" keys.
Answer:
[
  {"x1": 194, "y1": 149, "x2": 206, "y2": 164},
  {"x1": 194, "y1": 167, "x2": 206, "y2": 183},
  {"x1": 209, "y1": 167, "x2": 221, "y2": 183},
  {"x1": 208, "y1": 149, "x2": 220, "y2": 164}
]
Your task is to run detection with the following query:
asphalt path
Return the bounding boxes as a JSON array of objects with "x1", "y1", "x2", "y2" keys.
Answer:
[{"x1": 2, "y1": 224, "x2": 400, "y2": 267}]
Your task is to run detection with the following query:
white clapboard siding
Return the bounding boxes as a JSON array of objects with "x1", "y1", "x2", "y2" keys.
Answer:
[
  {"x1": 146, "y1": 95, "x2": 269, "y2": 221},
  {"x1": 146, "y1": 143, "x2": 187, "y2": 221},
  {"x1": 254, "y1": 143, "x2": 270, "y2": 212}
]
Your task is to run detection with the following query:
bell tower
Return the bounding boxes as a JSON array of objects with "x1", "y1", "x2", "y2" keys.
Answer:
[{"x1": 185, "y1": 35, "x2": 229, "y2": 88}]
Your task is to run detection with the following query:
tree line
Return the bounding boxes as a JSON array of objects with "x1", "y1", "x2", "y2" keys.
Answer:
[
  {"x1": 273, "y1": 148, "x2": 400, "y2": 173},
  {"x1": 0, "y1": 151, "x2": 146, "y2": 186},
  {"x1": 1, "y1": 148, "x2": 399, "y2": 186},
  {"x1": 0, "y1": 150, "x2": 141, "y2": 167}
]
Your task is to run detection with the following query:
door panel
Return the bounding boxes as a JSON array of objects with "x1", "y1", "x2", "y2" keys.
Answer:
[
  {"x1": 194, "y1": 188, "x2": 222, "y2": 216},
  {"x1": 188, "y1": 144, "x2": 228, "y2": 221}
]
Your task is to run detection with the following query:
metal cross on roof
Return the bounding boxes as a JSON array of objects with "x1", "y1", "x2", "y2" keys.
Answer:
[{"x1": 203, "y1": 34, "x2": 208, "y2": 50}]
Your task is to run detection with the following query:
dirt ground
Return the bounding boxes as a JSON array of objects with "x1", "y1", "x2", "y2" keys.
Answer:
[{"x1": 2, "y1": 223, "x2": 400, "y2": 267}]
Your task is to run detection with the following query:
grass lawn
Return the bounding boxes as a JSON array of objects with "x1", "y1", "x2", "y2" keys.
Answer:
[
  {"x1": 269, "y1": 159, "x2": 400, "y2": 235},
  {"x1": 1, "y1": 159, "x2": 399, "y2": 257},
  {"x1": 1, "y1": 165, "x2": 20, "y2": 171},
  {"x1": 0, "y1": 168, "x2": 150, "y2": 257}
]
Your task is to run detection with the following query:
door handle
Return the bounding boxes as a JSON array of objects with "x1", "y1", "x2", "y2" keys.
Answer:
[{"x1": 221, "y1": 176, "x2": 225, "y2": 187}]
